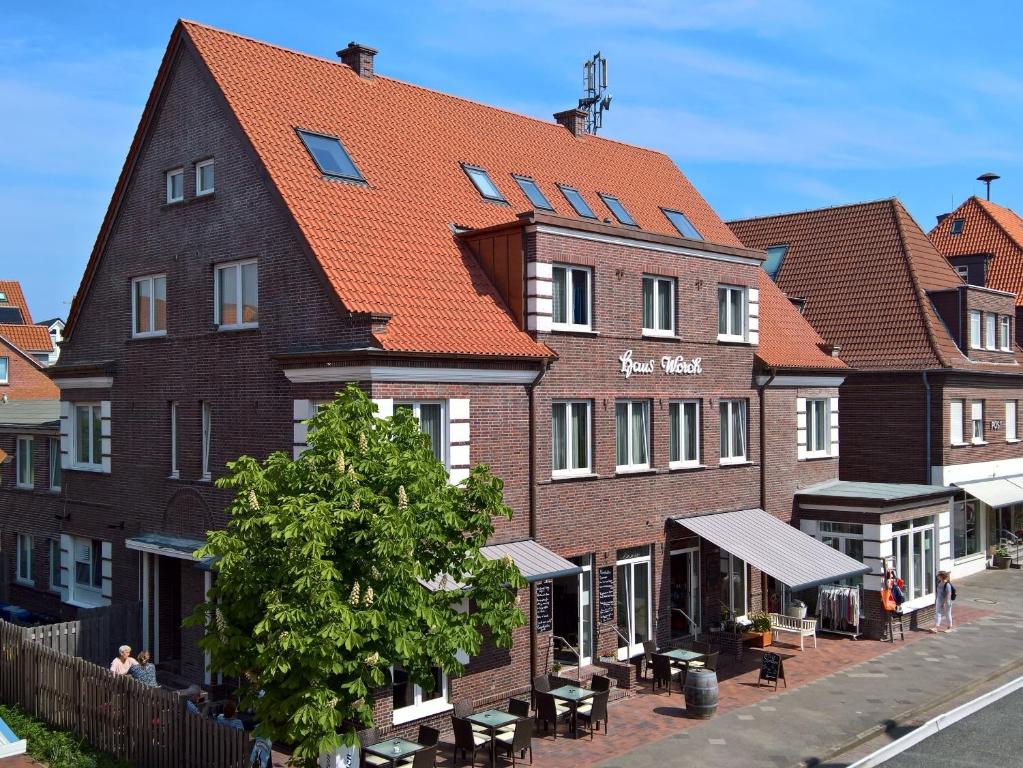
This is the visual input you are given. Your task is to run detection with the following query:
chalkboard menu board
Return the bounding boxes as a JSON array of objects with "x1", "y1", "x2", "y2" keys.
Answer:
[
  {"x1": 535, "y1": 580, "x2": 553, "y2": 634},
  {"x1": 597, "y1": 566, "x2": 615, "y2": 624},
  {"x1": 758, "y1": 652, "x2": 786, "y2": 690}
]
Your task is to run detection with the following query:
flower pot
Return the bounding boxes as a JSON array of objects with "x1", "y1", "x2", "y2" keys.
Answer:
[
  {"x1": 993, "y1": 555, "x2": 1012, "y2": 570},
  {"x1": 752, "y1": 630, "x2": 772, "y2": 648},
  {"x1": 787, "y1": 604, "x2": 807, "y2": 620}
]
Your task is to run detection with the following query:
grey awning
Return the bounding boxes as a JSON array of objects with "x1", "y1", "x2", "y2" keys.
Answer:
[
  {"x1": 125, "y1": 533, "x2": 207, "y2": 561},
  {"x1": 673, "y1": 508, "x2": 870, "y2": 591},
  {"x1": 420, "y1": 539, "x2": 581, "y2": 591},
  {"x1": 954, "y1": 477, "x2": 1023, "y2": 509}
]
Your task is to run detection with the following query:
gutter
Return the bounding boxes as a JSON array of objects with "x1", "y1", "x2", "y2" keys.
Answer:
[{"x1": 923, "y1": 371, "x2": 932, "y2": 484}]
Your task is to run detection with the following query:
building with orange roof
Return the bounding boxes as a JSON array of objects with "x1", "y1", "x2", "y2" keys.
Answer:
[{"x1": 23, "y1": 21, "x2": 871, "y2": 722}]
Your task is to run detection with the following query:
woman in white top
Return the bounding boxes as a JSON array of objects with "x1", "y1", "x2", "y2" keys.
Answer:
[{"x1": 931, "y1": 571, "x2": 953, "y2": 633}]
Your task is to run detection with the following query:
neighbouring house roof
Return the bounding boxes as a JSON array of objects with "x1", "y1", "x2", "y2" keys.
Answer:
[
  {"x1": 728, "y1": 199, "x2": 1023, "y2": 372},
  {"x1": 796, "y1": 480, "x2": 955, "y2": 506},
  {"x1": 0, "y1": 399, "x2": 60, "y2": 429},
  {"x1": 0, "y1": 324, "x2": 53, "y2": 353},
  {"x1": 754, "y1": 271, "x2": 846, "y2": 372},
  {"x1": 0, "y1": 281, "x2": 32, "y2": 325},
  {"x1": 36, "y1": 318, "x2": 64, "y2": 329},
  {"x1": 928, "y1": 196, "x2": 1023, "y2": 306},
  {"x1": 66, "y1": 20, "x2": 745, "y2": 359}
]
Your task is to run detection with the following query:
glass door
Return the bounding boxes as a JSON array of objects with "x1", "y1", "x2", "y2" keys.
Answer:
[
  {"x1": 576, "y1": 556, "x2": 593, "y2": 666},
  {"x1": 669, "y1": 548, "x2": 700, "y2": 638},
  {"x1": 616, "y1": 546, "x2": 651, "y2": 660},
  {"x1": 552, "y1": 555, "x2": 593, "y2": 667}
]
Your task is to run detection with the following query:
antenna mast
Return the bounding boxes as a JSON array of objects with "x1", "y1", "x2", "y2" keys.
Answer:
[{"x1": 578, "y1": 52, "x2": 612, "y2": 134}]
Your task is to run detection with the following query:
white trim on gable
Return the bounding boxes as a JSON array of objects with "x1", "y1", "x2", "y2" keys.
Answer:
[{"x1": 284, "y1": 367, "x2": 539, "y2": 385}]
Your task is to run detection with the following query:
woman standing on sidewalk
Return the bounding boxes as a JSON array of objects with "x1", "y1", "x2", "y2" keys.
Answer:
[{"x1": 931, "y1": 571, "x2": 953, "y2": 633}]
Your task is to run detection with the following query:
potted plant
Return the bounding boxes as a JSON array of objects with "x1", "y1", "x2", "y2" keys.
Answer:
[
  {"x1": 718, "y1": 609, "x2": 746, "y2": 662},
  {"x1": 992, "y1": 545, "x2": 1012, "y2": 570},
  {"x1": 747, "y1": 611, "x2": 773, "y2": 648}
]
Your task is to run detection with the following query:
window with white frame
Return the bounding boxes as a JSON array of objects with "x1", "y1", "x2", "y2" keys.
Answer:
[
  {"x1": 48, "y1": 438, "x2": 61, "y2": 491},
  {"x1": 1000, "y1": 316, "x2": 1012, "y2": 351},
  {"x1": 170, "y1": 401, "x2": 179, "y2": 478},
  {"x1": 132, "y1": 274, "x2": 166, "y2": 337},
  {"x1": 719, "y1": 550, "x2": 747, "y2": 619},
  {"x1": 642, "y1": 276, "x2": 674, "y2": 335},
  {"x1": 952, "y1": 501, "x2": 981, "y2": 560},
  {"x1": 806, "y1": 399, "x2": 831, "y2": 456},
  {"x1": 1007, "y1": 400, "x2": 1018, "y2": 441},
  {"x1": 986, "y1": 313, "x2": 997, "y2": 349},
  {"x1": 0, "y1": 356, "x2": 7, "y2": 384},
  {"x1": 950, "y1": 399, "x2": 965, "y2": 445},
  {"x1": 616, "y1": 401, "x2": 650, "y2": 471},
  {"x1": 73, "y1": 538, "x2": 103, "y2": 595},
  {"x1": 201, "y1": 401, "x2": 212, "y2": 480},
  {"x1": 969, "y1": 310, "x2": 981, "y2": 348},
  {"x1": 971, "y1": 400, "x2": 984, "y2": 444},
  {"x1": 892, "y1": 516, "x2": 935, "y2": 601},
  {"x1": 720, "y1": 399, "x2": 747, "y2": 463},
  {"x1": 391, "y1": 665, "x2": 448, "y2": 724},
  {"x1": 717, "y1": 285, "x2": 746, "y2": 341},
  {"x1": 16, "y1": 534, "x2": 31, "y2": 584},
  {"x1": 166, "y1": 168, "x2": 184, "y2": 203},
  {"x1": 16, "y1": 436, "x2": 33, "y2": 489},
  {"x1": 817, "y1": 522, "x2": 864, "y2": 587},
  {"x1": 669, "y1": 400, "x2": 700, "y2": 467},
  {"x1": 394, "y1": 402, "x2": 446, "y2": 465},
  {"x1": 215, "y1": 259, "x2": 258, "y2": 329},
  {"x1": 49, "y1": 538, "x2": 63, "y2": 591},
  {"x1": 552, "y1": 400, "x2": 591, "y2": 476},
  {"x1": 74, "y1": 404, "x2": 103, "y2": 469},
  {"x1": 551, "y1": 264, "x2": 592, "y2": 331},
  {"x1": 196, "y1": 159, "x2": 214, "y2": 195}
]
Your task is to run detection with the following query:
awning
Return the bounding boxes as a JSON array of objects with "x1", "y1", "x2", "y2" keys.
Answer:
[
  {"x1": 954, "y1": 477, "x2": 1023, "y2": 509},
  {"x1": 125, "y1": 533, "x2": 207, "y2": 561},
  {"x1": 673, "y1": 508, "x2": 870, "y2": 591},
  {"x1": 420, "y1": 539, "x2": 581, "y2": 591}
]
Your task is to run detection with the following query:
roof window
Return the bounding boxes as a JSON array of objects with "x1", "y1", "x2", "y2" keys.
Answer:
[
  {"x1": 662, "y1": 208, "x2": 703, "y2": 240},
  {"x1": 599, "y1": 193, "x2": 637, "y2": 226},
  {"x1": 297, "y1": 129, "x2": 365, "y2": 182},
  {"x1": 763, "y1": 244, "x2": 788, "y2": 279},
  {"x1": 950, "y1": 218, "x2": 965, "y2": 235},
  {"x1": 558, "y1": 185, "x2": 596, "y2": 219},
  {"x1": 462, "y1": 165, "x2": 507, "y2": 202},
  {"x1": 0, "y1": 308, "x2": 23, "y2": 323},
  {"x1": 0, "y1": 292, "x2": 6, "y2": 302},
  {"x1": 512, "y1": 175, "x2": 554, "y2": 211}
]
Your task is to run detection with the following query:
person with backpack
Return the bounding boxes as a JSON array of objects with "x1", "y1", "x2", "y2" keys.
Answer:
[{"x1": 931, "y1": 570, "x2": 955, "y2": 633}]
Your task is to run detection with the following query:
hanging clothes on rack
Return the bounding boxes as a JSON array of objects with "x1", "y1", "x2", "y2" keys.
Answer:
[{"x1": 817, "y1": 584, "x2": 861, "y2": 639}]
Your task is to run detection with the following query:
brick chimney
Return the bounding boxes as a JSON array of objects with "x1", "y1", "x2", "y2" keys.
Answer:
[
  {"x1": 338, "y1": 42, "x2": 378, "y2": 79},
  {"x1": 554, "y1": 108, "x2": 587, "y2": 137}
]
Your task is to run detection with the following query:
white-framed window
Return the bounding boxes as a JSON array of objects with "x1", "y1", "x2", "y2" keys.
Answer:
[
  {"x1": 170, "y1": 401, "x2": 179, "y2": 478},
  {"x1": 552, "y1": 400, "x2": 591, "y2": 477},
  {"x1": 391, "y1": 665, "x2": 449, "y2": 725},
  {"x1": 642, "y1": 276, "x2": 674, "y2": 336},
  {"x1": 817, "y1": 522, "x2": 864, "y2": 588},
  {"x1": 201, "y1": 401, "x2": 212, "y2": 480},
  {"x1": 394, "y1": 402, "x2": 447, "y2": 465},
  {"x1": 719, "y1": 550, "x2": 747, "y2": 619},
  {"x1": 0, "y1": 356, "x2": 7, "y2": 384},
  {"x1": 950, "y1": 399, "x2": 965, "y2": 445},
  {"x1": 16, "y1": 436, "x2": 33, "y2": 489},
  {"x1": 953, "y1": 501, "x2": 982, "y2": 560},
  {"x1": 16, "y1": 534, "x2": 32, "y2": 585},
  {"x1": 806, "y1": 399, "x2": 831, "y2": 456},
  {"x1": 969, "y1": 310, "x2": 981, "y2": 349},
  {"x1": 719, "y1": 399, "x2": 747, "y2": 464},
  {"x1": 49, "y1": 538, "x2": 63, "y2": 591},
  {"x1": 74, "y1": 403, "x2": 103, "y2": 469},
  {"x1": 131, "y1": 274, "x2": 167, "y2": 337},
  {"x1": 48, "y1": 437, "x2": 61, "y2": 491},
  {"x1": 166, "y1": 168, "x2": 184, "y2": 203},
  {"x1": 669, "y1": 400, "x2": 700, "y2": 467},
  {"x1": 1007, "y1": 401, "x2": 1018, "y2": 442},
  {"x1": 214, "y1": 259, "x2": 258, "y2": 329},
  {"x1": 551, "y1": 264, "x2": 592, "y2": 332},
  {"x1": 986, "y1": 313, "x2": 997, "y2": 350},
  {"x1": 73, "y1": 537, "x2": 103, "y2": 596},
  {"x1": 892, "y1": 516, "x2": 935, "y2": 601},
  {"x1": 717, "y1": 285, "x2": 746, "y2": 341},
  {"x1": 615, "y1": 400, "x2": 650, "y2": 472},
  {"x1": 195, "y1": 158, "x2": 214, "y2": 196},
  {"x1": 1000, "y1": 316, "x2": 1012, "y2": 351},
  {"x1": 971, "y1": 400, "x2": 984, "y2": 444}
]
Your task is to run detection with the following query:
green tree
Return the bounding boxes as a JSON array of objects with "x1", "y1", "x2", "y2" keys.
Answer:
[{"x1": 187, "y1": 385, "x2": 525, "y2": 765}]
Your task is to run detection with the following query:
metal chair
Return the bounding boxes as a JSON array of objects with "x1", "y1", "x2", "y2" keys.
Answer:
[
  {"x1": 590, "y1": 674, "x2": 612, "y2": 692},
  {"x1": 576, "y1": 690, "x2": 609, "y2": 738},
  {"x1": 495, "y1": 716, "x2": 534, "y2": 765},
  {"x1": 451, "y1": 716, "x2": 491, "y2": 767},
  {"x1": 651, "y1": 653, "x2": 682, "y2": 695},
  {"x1": 534, "y1": 691, "x2": 569, "y2": 739}
]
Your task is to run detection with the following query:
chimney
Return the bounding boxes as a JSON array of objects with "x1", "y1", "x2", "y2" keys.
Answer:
[
  {"x1": 554, "y1": 108, "x2": 587, "y2": 137},
  {"x1": 338, "y1": 42, "x2": 378, "y2": 79},
  {"x1": 936, "y1": 213, "x2": 951, "y2": 225}
]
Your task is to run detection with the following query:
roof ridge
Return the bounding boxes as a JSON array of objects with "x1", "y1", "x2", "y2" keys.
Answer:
[{"x1": 726, "y1": 197, "x2": 897, "y2": 225}]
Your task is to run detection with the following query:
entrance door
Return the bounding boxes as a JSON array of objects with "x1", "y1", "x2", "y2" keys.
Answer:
[
  {"x1": 669, "y1": 548, "x2": 700, "y2": 638},
  {"x1": 616, "y1": 546, "x2": 651, "y2": 660},
  {"x1": 552, "y1": 555, "x2": 593, "y2": 667}
]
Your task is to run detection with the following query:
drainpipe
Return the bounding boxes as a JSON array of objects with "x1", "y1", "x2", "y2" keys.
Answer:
[
  {"x1": 527, "y1": 361, "x2": 550, "y2": 681},
  {"x1": 758, "y1": 368, "x2": 777, "y2": 513},
  {"x1": 923, "y1": 371, "x2": 932, "y2": 485}
]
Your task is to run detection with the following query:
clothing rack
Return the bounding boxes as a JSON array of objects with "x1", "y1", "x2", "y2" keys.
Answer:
[{"x1": 816, "y1": 583, "x2": 861, "y2": 639}]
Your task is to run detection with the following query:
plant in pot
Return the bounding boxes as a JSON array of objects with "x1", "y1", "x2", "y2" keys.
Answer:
[
  {"x1": 992, "y1": 544, "x2": 1012, "y2": 570},
  {"x1": 747, "y1": 611, "x2": 773, "y2": 648}
]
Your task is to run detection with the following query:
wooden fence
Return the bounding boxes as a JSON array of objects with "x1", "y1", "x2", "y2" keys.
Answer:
[
  {"x1": 22, "y1": 602, "x2": 143, "y2": 667},
  {"x1": 0, "y1": 620, "x2": 249, "y2": 767}
]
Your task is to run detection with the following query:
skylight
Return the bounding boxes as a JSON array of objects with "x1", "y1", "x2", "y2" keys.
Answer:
[
  {"x1": 558, "y1": 185, "x2": 597, "y2": 219},
  {"x1": 662, "y1": 208, "x2": 703, "y2": 240},
  {"x1": 599, "y1": 193, "x2": 637, "y2": 226},
  {"x1": 0, "y1": 292, "x2": 6, "y2": 302},
  {"x1": 950, "y1": 218, "x2": 965, "y2": 235},
  {"x1": 297, "y1": 129, "x2": 365, "y2": 182},
  {"x1": 513, "y1": 175, "x2": 554, "y2": 211},
  {"x1": 763, "y1": 244, "x2": 788, "y2": 279},
  {"x1": 462, "y1": 165, "x2": 507, "y2": 202}
]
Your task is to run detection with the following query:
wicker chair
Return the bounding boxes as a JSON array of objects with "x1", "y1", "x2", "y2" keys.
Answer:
[
  {"x1": 417, "y1": 725, "x2": 441, "y2": 747},
  {"x1": 590, "y1": 674, "x2": 612, "y2": 693},
  {"x1": 576, "y1": 690, "x2": 609, "y2": 738},
  {"x1": 688, "y1": 650, "x2": 720, "y2": 672},
  {"x1": 651, "y1": 653, "x2": 682, "y2": 695},
  {"x1": 534, "y1": 691, "x2": 570, "y2": 738},
  {"x1": 454, "y1": 700, "x2": 488, "y2": 733},
  {"x1": 641, "y1": 640, "x2": 657, "y2": 679},
  {"x1": 411, "y1": 746, "x2": 437, "y2": 768},
  {"x1": 358, "y1": 727, "x2": 391, "y2": 768},
  {"x1": 451, "y1": 716, "x2": 491, "y2": 767},
  {"x1": 495, "y1": 716, "x2": 534, "y2": 765}
]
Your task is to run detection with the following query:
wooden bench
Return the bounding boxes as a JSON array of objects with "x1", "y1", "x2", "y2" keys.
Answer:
[{"x1": 769, "y1": 613, "x2": 817, "y2": 651}]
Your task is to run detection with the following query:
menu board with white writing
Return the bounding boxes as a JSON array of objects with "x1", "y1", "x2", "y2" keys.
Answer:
[
  {"x1": 534, "y1": 580, "x2": 553, "y2": 634},
  {"x1": 597, "y1": 566, "x2": 615, "y2": 624}
]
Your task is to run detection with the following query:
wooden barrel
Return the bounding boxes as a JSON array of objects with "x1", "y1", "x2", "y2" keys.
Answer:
[{"x1": 684, "y1": 668, "x2": 719, "y2": 718}]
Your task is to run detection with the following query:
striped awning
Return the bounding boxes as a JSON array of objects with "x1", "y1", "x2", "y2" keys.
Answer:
[
  {"x1": 420, "y1": 539, "x2": 580, "y2": 591},
  {"x1": 954, "y1": 477, "x2": 1023, "y2": 509}
]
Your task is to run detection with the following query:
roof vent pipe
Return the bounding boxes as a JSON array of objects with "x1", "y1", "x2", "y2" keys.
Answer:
[{"x1": 338, "y1": 42, "x2": 378, "y2": 79}]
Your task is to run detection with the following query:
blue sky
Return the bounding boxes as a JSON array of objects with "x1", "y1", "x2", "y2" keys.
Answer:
[{"x1": 3, "y1": 1, "x2": 1022, "y2": 322}]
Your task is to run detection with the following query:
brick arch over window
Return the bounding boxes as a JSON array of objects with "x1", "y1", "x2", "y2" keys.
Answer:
[{"x1": 161, "y1": 486, "x2": 215, "y2": 538}]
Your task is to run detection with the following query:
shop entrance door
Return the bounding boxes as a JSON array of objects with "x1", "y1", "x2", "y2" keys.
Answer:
[
  {"x1": 552, "y1": 555, "x2": 593, "y2": 667},
  {"x1": 669, "y1": 547, "x2": 700, "y2": 638},
  {"x1": 616, "y1": 546, "x2": 652, "y2": 660}
]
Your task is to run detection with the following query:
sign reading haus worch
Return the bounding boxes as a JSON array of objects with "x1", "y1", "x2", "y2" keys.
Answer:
[{"x1": 619, "y1": 349, "x2": 704, "y2": 379}]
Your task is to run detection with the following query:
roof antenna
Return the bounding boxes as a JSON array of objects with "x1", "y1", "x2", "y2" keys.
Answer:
[
  {"x1": 977, "y1": 171, "x2": 1000, "y2": 201},
  {"x1": 578, "y1": 52, "x2": 611, "y2": 135}
]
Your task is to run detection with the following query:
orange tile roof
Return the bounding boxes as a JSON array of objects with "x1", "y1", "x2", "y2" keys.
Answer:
[
  {"x1": 928, "y1": 196, "x2": 1023, "y2": 306},
  {"x1": 0, "y1": 323, "x2": 53, "y2": 353},
  {"x1": 0, "y1": 281, "x2": 32, "y2": 325},
  {"x1": 754, "y1": 272, "x2": 846, "y2": 371},
  {"x1": 729, "y1": 199, "x2": 1021, "y2": 371}
]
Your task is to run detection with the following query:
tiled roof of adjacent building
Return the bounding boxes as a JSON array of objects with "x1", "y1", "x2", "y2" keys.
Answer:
[
  {"x1": 754, "y1": 272, "x2": 846, "y2": 371},
  {"x1": 928, "y1": 196, "x2": 1023, "y2": 307},
  {"x1": 0, "y1": 323, "x2": 54, "y2": 353},
  {"x1": 67, "y1": 20, "x2": 746, "y2": 359},
  {"x1": 0, "y1": 280, "x2": 32, "y2": 325},
  {"x1": 728, "y1": 199, "x2": 1023, "y2": 371}
]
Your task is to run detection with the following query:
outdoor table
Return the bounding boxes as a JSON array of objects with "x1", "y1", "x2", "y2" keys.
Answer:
[
  {"x1": 467, "y1": 709, "x2": 520, "y2": 765},
  {"x1": 548, "y1": 684, "x2": 595, "y2": 737},
  {"x1": 365, "y1": 737, "x2": 425, "y2": 767}
]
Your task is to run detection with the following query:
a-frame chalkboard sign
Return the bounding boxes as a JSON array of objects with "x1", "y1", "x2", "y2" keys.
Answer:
[{"x1": 758, "y1": 652, "x2": 787, "y2": 690}]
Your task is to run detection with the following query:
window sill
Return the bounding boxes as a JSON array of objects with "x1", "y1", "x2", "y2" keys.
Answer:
[
  {"x1": 168, "y1": 472, "x2": 180, "y2": 480},
  {"x1": 716, "y1": 335, "x2": 748, "y2": 345},
  {"x1": 128, "y1": 333, "x2": 167, "y2": 341},
  {"x1": 953, "y1": 551, "x2": 986, "y2": 564},
  {"x1": 550, "y1": 327, "x2": 598, "y2": 336},
  {"x1": 551, "y1": 471, "x2": 598, "y2": 482},
  {"x1": 614, "y1": 467, "x2": 655, "y2": 476},
  {"x1": 801, "y1": 453, "x2": 836, "y2": 462},
  {"x1": 950, "y1": 442, "x2": 969, "y2": 448},
  {"x1": 14, "y1": 579, "x2": 34, "y2": 588},
  {"x1": 217, "y1": 324, "x2": 259, "y2": 333},
  {"x1": 14, "y1": 485, "x2": 34, "y2": 491},
  {"x1": 641, "y1": 331, "x2": 678, "y2": 340},
  {"x1": 971, "y1": 440, "x2": 988, "y2": 446},
  {"x1": 70, "y1": 464, "x2": 107, "y2": 474},
  {"x1": 161, "y1": 191, "x2": 215, "y2": 210},
  {"x1": 668, "y1": 463, "x2": 706, "y2": 472},
  {"x1": 63, "y1": 595, "x2": 108, "y2": 610},
  {"x1": 1007, "y1": 439, "x2": 1022, "y2": 444},
  {"x1": 391, "y1": 700, "x2": 453, "y2": 726},
  {"x1": 718, "y1": 459, "x2": 752, "y2": 467}
]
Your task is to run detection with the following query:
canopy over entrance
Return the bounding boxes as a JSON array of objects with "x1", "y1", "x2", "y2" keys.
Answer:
[
  {"x1": 420, "y1": 539, "x2": 581, "y2": 591},
  {"x1": 954, "y1": 477, "x2": 1023, "y2": 509}
]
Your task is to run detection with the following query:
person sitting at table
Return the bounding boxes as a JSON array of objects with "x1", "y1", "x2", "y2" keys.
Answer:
[
  {"x1": 109, "y1": 645, "x2": 137, "y2": 675},
  {"x1": 217, "y1": 699, "x2": 245, "y2": 730},
  {"x1": 182, "y1": 684, "x2": 204, "y2": 715},
  {"x1": 127, "y1": 650, "x2": 158, "y2": 687}
]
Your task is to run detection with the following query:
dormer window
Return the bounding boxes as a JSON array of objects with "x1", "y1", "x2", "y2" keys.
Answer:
[
  {"x1": 558, "y1": 185, "x2": 596, "y2": 219},
  {"x1": 599, "y1": 194, "x2": 637, "y2": 226},
  {"x1": 950, "y1": 218, "x2": 965, "y2": 235},
  {"x1": 662, "y1": 208, "x2": 703, "y2": 241},
  {"x1": 764, "y1": 245, "x2": 788, "y2": 279},
  {"x1": 461, "y1": 165, "x2": 506, "y2": 202},
  {"x1": 166, "y1": 168, "x2": 184, "y2": 203},
  {"x1": 512, "y1": 175, "x2": 553, "y2": 211},
  {"x1": 297, "y1": 129, "x2": 365, "y2": 182}
]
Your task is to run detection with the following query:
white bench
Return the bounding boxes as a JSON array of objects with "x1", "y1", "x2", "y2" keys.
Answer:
[{"x1": 769, "y1": 613, "x2": 818, "y2": 651}]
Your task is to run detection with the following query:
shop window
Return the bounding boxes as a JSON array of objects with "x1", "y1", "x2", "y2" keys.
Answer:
[
  {"x1": 719, "y1": 399, "x2": 747, "y2": 464},
  {"x1": 818, "y1": 522, "x2": 864, "y2": 588},
  {"x1": 395, "y1": 402, "x2": 446, "y2": 465},
  {"x1": 551, "y1": 400, "x2": 591, "y2": 477},
  {"x1": 953, "y1": 501, "x2": 982, "y2": 560},
  {"x1": 892, "y1": 516, "x2": 935, "y2": 601},
  {"x1": 391, "y1": 665, "x2": 449, "y2": 725},
  {"x1": 642, "y1": 276, "x2": 674, "y2": 336},
  {"x1": 551, "y1": 264, "x2": 592, "y2": 331},
  {"x1": 669, "y1": 400, "x2": 700, "y2": 467},
  {"x1": 615, "y1": 400, "x2": 650, "y2": 471}
]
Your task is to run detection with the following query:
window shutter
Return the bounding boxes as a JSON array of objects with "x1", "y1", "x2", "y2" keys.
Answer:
[
  {"x1": 100, "y1": 540, "x2": 113, "y2": 601},
  {"x1": 59, "y1": 402, "x2": 72, "y2": 469},
  {"x1": 950, "y1": 401, "x2": 963, "y2": 444},
  {"x1": 795, "y1": 397, "x2": 807, "y2": 460},
  {"x1": 829, "y1": 397, "x2": 840, "y2": 457},
  {"x1": 100, "y1": 401, "x2": 111, "y2": 473},
  {"x1": 448, "y1": 399, "x2": 471, "y2": 484},
  {"x1": 292, "y1": 400, "x2": 312, "y2": 458},
  {"x1": 746, "y1": 288, "x2": 759, "y2": 345},
  {"x1": 58, "y1": 534, "x2": 72, "y2": 602}
]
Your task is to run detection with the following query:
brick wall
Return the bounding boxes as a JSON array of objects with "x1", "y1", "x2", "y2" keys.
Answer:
[{"x1": 0, "y1": 345, "x2": 58, "y2": 400}]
